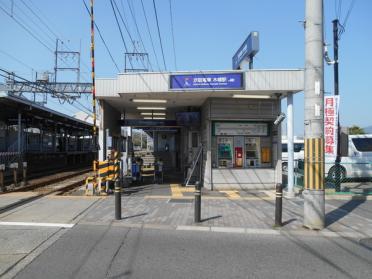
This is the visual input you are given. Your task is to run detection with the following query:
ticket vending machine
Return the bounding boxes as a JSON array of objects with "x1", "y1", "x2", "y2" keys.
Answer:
[
  {"x1": 245, "y1": 137, "x2": 260, "y2": 168},
  {"x1": 234, "y1": 136, "x2": 244, "y2": 168},
  {"x1": 234, "y1": 147, "x2": 243, "y2": 167}
]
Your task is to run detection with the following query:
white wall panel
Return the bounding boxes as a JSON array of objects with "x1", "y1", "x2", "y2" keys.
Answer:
[{"x1": 96, "y1": 69, "x2": 304, "y2": 97}]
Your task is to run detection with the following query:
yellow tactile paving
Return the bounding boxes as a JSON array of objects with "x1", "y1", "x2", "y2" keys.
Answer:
[
  {"x1": 170, "y1": 184, "x2": 183, "y2": 198},
  {"x1": 219, "y1": 190, "x2": 241, "y2": 199},
  {"x1": 144, "y1": 195, "x2": 275, "y2": 201}
]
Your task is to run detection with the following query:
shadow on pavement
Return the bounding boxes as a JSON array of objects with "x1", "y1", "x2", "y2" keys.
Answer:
[
  {"x1": 201, "y1": 215, "x2": 222, "y2": 223},
  {"x1": 121, "y1": 213, "x2": 148, "y2": 220},
  {"x1": 326, "y1": 196, "x2": 367, "y2": 227},
  {"x1": 282, "y1": 218, "x2": 297, "y2": 226}
]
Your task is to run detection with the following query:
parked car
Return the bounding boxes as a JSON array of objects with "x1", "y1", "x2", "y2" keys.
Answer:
[
  {"x1": 295, "y1": 134, "x2": 372, "y2": 181},
  {"x1": 325, "y1": 134, "x2": 372, "y2": 180},
  {"x1": 282, "y1": 137, "x2": 304, "y2": 171}
]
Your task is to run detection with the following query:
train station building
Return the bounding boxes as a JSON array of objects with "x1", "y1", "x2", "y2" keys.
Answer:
[{"x1": 96, "y1": 69, "x2": 304, "y2": 190}]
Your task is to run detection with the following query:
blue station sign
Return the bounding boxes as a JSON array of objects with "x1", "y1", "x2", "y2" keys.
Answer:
[
  {"x1": 170, "y1": 72, "x2": 244, "y2": 90},
  {"x1": 232, "y1": 31, "x2": 259, "y2": 70}
]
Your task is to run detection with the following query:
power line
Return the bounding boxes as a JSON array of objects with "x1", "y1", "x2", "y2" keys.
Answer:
[
  {"x1": 0, "y1": 4, "x2": 54, "y2": 52},
  {"x1": 20, "y1": 0, "x2": 91, "y2": 81},
  {"x1": 152, "y1": 0, "x2": 167, "y2": 71},
  {"x1": 109, "y1": 1, "x2": 157, "y2": 91},
  {"x1": 13, "y1": 1, "x2": 56, "y2": 45},
  {"x1": 28, "y1": 0, "x2": 65, "y2": 40},
  {"x1": 342, "y1": 0, "x2": 356, "y2": 28},
  {"x1": 82, "y1": 0, "x2": 120, "y2": 72},
  {"x1": 0, "y1": 2, "x2": 90, "y2": 82},
  {"x1": 168, "y1": 0, "x2": 177, "y2": 70},
  {"x1": 112, "y1": 0, "x2": 138, "y2": 52},
  {"x1": 19, "y1": 0, "x2": 60, "y2": 40},
  {"x1": 140, "y1": 0, "x2": 161, "y2": 71},
  {"x1": 126, "y1": 0, "x2": 153, "y2": 71},
  {"x1": 0, "y1": 49, "x2": 36, "y2": 72},
  {"x1": 110, "y1": 0, "x2": 129, "y2": 53},
  {"x1": 111, "y1": 0, "x2": 151, "y2": 72}
]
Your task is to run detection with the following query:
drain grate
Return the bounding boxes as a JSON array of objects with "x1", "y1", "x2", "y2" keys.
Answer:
[
  {"x1": 359, "y1": 238, "x2": 372, "y2": 250},
  {"x1": 168, "y1": 199, "x2": 193, "y2": 203}
]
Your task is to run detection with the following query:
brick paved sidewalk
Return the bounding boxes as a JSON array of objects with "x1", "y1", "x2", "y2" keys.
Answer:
[{"x1": 80, "y1": 184, "x2": 372, "y2": 238}]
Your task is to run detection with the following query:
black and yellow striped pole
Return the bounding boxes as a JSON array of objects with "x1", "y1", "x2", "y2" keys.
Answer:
[
  {"x1": 303, "y1": 0, "x2": 325, "y2": 230},
  {"x1": 113, "y1": 151, "x2": 122, "y2": 220},
  {"x1": 90, "y1": 0, "x2": 98, "y2": 193}
]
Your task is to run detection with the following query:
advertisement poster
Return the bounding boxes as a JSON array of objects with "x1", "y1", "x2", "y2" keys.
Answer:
[{"x1": 324, "y1": 95, "x2": 340, "y2": 156}]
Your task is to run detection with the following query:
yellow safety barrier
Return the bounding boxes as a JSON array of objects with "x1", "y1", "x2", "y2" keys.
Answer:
[{"x1": 85, "y1": 152, "x2": 121, "y2": 196}]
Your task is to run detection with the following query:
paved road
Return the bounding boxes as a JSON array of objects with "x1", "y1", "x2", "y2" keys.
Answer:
[{"x1": 13, "y1": 224, "x2": 372, "y2": 279}]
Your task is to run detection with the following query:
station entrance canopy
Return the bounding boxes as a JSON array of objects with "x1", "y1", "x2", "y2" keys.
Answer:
[
  {"x1": 96, "y1": 69, "x2": 303, "y2": 116},
  {"x1": 96, "y1": 69, "x2": 304, "y2": 190}
]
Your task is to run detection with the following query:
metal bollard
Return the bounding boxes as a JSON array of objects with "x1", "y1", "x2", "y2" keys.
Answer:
[
  {"x1": 0, "y1": 164, "x2": 5, "y2": 192},
  {"x1": 275, "y1": 183, "x2": 283, "y2": 227},
  {"x1": 114, "y1": 179, "x2": 121, "y2": 220},
  {"x1": 21, "y1": 162, "x2": 27, "y2": 187},
  {"x1": 194, "y1": 181, "x2": 202, "y2": 223},
  {"x1": 10, "y1": 163, "x2": 18, "y2": 188}
]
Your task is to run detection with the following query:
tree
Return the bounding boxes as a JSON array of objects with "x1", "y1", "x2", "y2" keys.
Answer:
[{"x1": 348, "y1": 125, "x2": 365, "y2": 135}]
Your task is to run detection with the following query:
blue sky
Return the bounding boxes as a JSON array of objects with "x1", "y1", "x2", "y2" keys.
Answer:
[{"x1": 0, "y1": 0, "x2": 371, "y2": 135}]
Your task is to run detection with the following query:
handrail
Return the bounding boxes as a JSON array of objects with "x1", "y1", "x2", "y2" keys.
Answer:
[{"x1": 184, "y1": 146, "x2": 203, "y2": 186}]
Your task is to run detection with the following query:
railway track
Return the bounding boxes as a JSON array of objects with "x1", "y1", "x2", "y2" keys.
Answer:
[{"x1": 0, "y1": 170, "x2": 92, "y2": 214}]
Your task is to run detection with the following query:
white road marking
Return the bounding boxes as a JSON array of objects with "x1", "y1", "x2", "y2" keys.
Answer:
[{"x1": 0, "y1": 221, "x2": 75, "y2": 228}]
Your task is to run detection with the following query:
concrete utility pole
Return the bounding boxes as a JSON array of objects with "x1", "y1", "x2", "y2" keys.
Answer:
[{"x1": 303, "y1": 0, "x2": 325, "y2": 230}]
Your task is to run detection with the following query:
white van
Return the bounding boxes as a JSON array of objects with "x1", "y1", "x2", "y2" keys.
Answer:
[
  {"x1": 325, "y1": 134, "x2": 372, "y2": 180},
  {"x1": 282, "y1": 137, "x2": 304, "y2": 171},
  {"x1": 289, "y1": 134, "x2": 372, "y2": 180}
]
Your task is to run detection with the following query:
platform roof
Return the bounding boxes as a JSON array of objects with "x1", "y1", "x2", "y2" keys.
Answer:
[{"x1": 0, "y1": 93, "x2": 92, "y2": 130}]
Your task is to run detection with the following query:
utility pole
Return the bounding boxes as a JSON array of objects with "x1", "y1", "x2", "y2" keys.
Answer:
[
  {"x1": 303, "y1": 0, "x2": 325, "y2": 230},
  {"x1": 333, "y1": 19, "x2": 341, "y2": 192},
  {"x1": 90, "y1": 0, "x2": 98, "y2": 192}
]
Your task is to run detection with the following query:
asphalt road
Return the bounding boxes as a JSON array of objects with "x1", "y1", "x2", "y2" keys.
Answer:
[{"x1": 14, "y1": 224, "x2": 372, "y2": 279}]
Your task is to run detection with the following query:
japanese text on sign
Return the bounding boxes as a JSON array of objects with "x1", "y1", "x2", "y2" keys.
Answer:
[{"x1": 324, "y1": 96, "x2": 340, "y2": 156}]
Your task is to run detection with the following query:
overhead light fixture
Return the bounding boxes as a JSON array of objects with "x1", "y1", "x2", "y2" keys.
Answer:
[
  {"x1": 132, "y1": 99, "x2": 167, "y2": 103},
  {"x1": 143, "y1": 117, "x2": 166, "y2": 120},
  {"x1": 137, "y1": 107, "x2": 166, "y2": 110},
  {"x1": 141, "y1": 112, "x2": 166, "y2": 116},
  {"x1": 233, "y1": 94, "x2": 271, "y2": 99}
]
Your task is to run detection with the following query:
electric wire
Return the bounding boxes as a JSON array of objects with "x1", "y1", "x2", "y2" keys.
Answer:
[
  {"x1": 168, "y1": 0, "x2": 177, "y2": 70},
  {"x1": 0, "y1": 4, "x2": 54, "y2": 52},
  {"x1": 82, "y1": 0, "x2": 121, "y2": 72},
  {"x1": 18, "y1": 0, "x2": 59, "y2": 43},
  {"x1": 110, "y1": 0, "x2": 130, "y2": 54},
  {"x1": 0, "y1": 49, "x2": 37, "y2": 72},
  {"x1": 20, "y1": 0, "x2": 91, "y2": 81},
  {"x1": 126, "y1": 0, "x2": 153, "y2": 71},
  {"x1": 111, "y1": 0, "x2": 152, "y2": 73},
  {"x1": 109, "y1": 1, "x2": 156, "y2": 91},
  {"x1": 12, "y1": 1, "x2": 55, "y2": 46},
  {"x1": 140, "y1": 0, "x2": 161, "y2": 72},
  {"x1": 0, "y1": 2, "x2": 90, "y2": 82},
  {"x1": 341, "y1": 0, "x2": 356, "y2": 28},
  {"x1": 111, "y1": 0, "x2": 138, "y2": 52},
  {"x1": 152, "y1": 0, "x2": 167, "y2": 71}
]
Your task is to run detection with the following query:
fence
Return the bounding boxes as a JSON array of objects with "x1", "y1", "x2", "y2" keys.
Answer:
[
  {"x1": 293, "y1": 159, "x2": 372, "y2": 193},
  {"x1": 0, "y1": 152, "x2": 22, "y2": 166}
]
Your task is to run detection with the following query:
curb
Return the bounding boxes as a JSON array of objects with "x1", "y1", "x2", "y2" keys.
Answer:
[{"x1": 109, "y1": 221, "x2": 367, "y2": 239}]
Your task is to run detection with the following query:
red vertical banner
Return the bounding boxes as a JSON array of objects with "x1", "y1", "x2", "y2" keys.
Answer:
[{"x1": 324, "y1": 96, "x2": 339, "y2": 156}]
